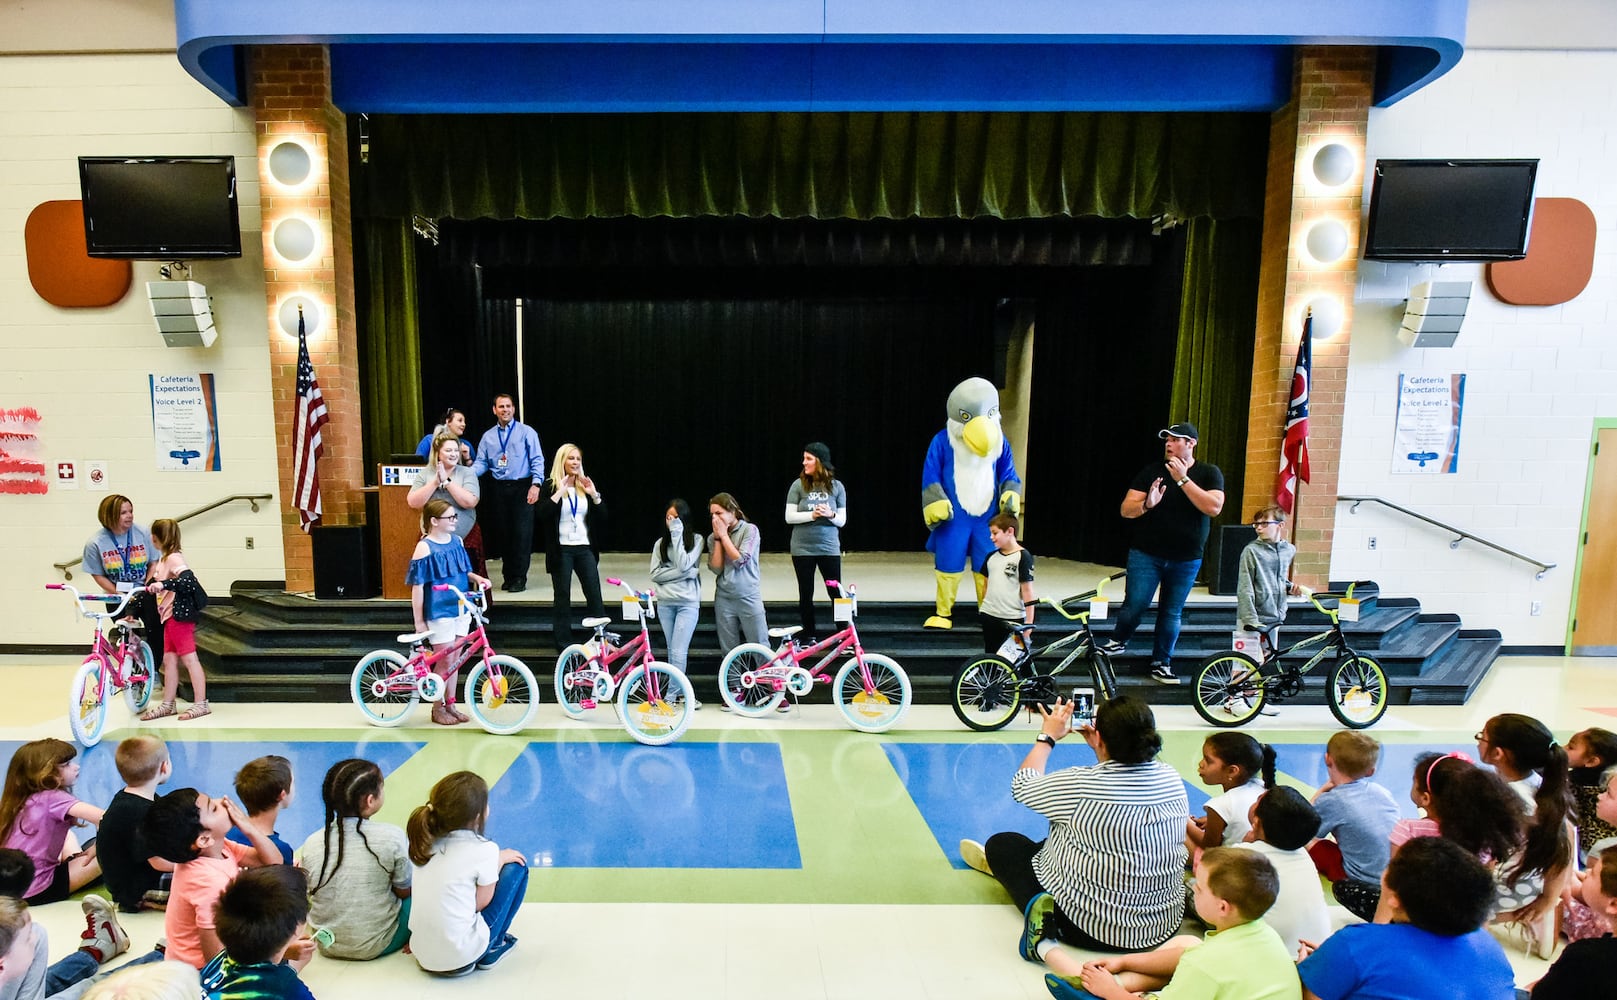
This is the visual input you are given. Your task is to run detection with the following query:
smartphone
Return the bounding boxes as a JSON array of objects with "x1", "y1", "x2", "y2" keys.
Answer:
[{"x1": 1070, "y1": 687, "x2": 1096, "y2": 729}]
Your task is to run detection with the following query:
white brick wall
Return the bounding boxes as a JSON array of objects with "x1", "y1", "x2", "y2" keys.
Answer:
[
  {"x1": 0, "y1": 53, "x2": 283, "y2": 646},
  {"x1": 1335, "y1": 49, "x2": 1617, "y2": 646}
]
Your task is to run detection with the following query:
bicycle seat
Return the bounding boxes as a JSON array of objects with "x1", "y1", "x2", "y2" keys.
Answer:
[
  {"x1": 583, "y1": 616, "x2": 612, "y2": 629},
  {"x1": 1011, "y1": 623, "x2": 1036, "y2": 634},
  {"x1": 397, "y1": 631, "x2": 431, "y2": 644},
  {"x1": 768, "y1": 626, "x2": 804, "y2": 639}
]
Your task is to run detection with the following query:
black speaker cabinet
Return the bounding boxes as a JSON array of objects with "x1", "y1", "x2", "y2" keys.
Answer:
[
  {"x1": 1208, "y1": 524, "x2": 1257, "y2": 596},
  {"x1": 311, "y1": 525, "x2": 379, "y2": 599}
]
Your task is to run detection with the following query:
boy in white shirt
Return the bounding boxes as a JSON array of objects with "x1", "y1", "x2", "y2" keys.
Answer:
[{"x1": 1237, "y1": 786, "x2": 1331, "y2": 956}]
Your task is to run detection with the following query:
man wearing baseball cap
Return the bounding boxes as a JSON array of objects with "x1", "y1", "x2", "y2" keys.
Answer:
[{"x1": 1096, "y1": 422, "x2": 1225, "y2": 684}]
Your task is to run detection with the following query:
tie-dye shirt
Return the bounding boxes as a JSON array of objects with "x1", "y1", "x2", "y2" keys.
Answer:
[{"x1": 81, "y1": 526, "x2": 153, "y2": 585}]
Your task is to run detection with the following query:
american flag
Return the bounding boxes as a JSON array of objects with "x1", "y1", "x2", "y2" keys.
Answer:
[
  {"x1": 1275, "y1": 314, "x2": 1312, "y2": 514},
  {"x1": 291, "y1": 308, "x2": 329, "y2": 531}
]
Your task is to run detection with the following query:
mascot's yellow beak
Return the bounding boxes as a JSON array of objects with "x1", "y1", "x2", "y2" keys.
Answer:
[{"x1": 962, "y1": 415, "x2": 995, "y2": 457}]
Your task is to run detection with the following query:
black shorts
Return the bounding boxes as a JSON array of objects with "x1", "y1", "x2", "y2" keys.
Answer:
[{"x1": 23, "y1": 858, "x2": 74, "y2": 905}]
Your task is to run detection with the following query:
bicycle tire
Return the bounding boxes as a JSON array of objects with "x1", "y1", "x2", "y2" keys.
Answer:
[
  {"x1": 1083, "y1": 648, "x2": 1119, "y2": 704},
  {"x1": 1191, "y1": 652, "x2": 1267, "y2": 728},
  {"x1": 950, "y1": 655, "x2": 1022, "y2": 731},
  {"x1": 464, "y1": 654, "x2": 539, "y2": 735},
  {"x1": 122, "y1": 638, "x2": 155, "y2": 714},
  {"x1": 1327, "y1": 653, "x2": 1389, "y2": 729},
  {"x1": 553, "y1": 644, "x2": 601, "y2": 717},
  {"x1": 718, "y1": 643, "x2": 785, "y2": 716},
  {"x1": 69, "y1": 657, "x2": 109, "y2": 747},
  {"x1": 351, "y1": 650, "x2": 417, "y2": 727},
  {"x1": 833, "y1": 653, "x2": 910, "y2": 733},
  {"x1": 617, "y1": 662, "x2": 696, "y2": 746}
]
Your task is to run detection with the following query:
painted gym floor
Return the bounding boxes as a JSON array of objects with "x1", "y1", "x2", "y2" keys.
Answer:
[{"x1": 5, "y1": 651, "x2": 1603, "y2": 998}]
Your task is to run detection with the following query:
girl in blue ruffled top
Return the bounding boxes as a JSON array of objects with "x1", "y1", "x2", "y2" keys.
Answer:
[{"x1": 407, "y1": 498, "x2": 490, "y2": 726}]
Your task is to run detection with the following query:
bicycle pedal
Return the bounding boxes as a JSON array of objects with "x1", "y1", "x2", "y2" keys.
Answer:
[
  {"x1": 580, "y1": 699, "x2": 597, "y2": 710},
  {"x1": 812, "y1": 674, "x2": 831, "y2": 685}
]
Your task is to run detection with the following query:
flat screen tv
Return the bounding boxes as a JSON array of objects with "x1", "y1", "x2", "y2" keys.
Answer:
[
  {"x1": 1363, "y1": 158, "x2": 1538, "y2": 262},
  {"x1": 78, "y1": 156, "x2": 242, "y2": 260}
]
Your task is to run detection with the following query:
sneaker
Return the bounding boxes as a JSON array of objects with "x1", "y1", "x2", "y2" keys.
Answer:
[
  {"x1": 959, "y1": 839, "x2": 992, "y2": 876},
  {"x1": 691, "y1": 699, "x2": 704, "y2": 711},
  {"x1": 1149, "y1": 663, "x2": 1179, "y2": 685},
  {"x1": 80, "y1": 895, "x2": 130, "y2": 963},
  {"x1": 1223, "y1": 693, "x2": 1278, "y2": 718},
  {"x1": 1044, "y1": 973, "x2": 1089, "y2": 1000},
  {"x1": 1018, "y1": 892, "x2": 1057, "y2": 962},
  {"x1": 775, "y1": 700, "x2": 794, "y2": 714},
  {"x1": 476, "y1": 933, "x2": 518, "y2": 970},
  {"x1": 1095, "y1": 639, "x2": 1125, "y2": 656}
]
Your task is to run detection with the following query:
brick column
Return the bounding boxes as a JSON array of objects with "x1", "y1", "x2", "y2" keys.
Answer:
[
  {"x1": 1242, "y1": 47, "x2": 1373, "y2": 587},
  {"x1": 250, "y1": 46, "x2": 364, "y2": 593}
]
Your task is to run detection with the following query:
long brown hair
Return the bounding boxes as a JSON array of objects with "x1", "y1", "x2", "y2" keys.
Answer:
[
  {"x1": 406, "y1": 771, "x2": 488, "y2": 866},
  {"x1": 149, "y1": 519, "x2": 182, "y2": 560},
  {"x1": 421, "y1": 498, "x2": 454, "y2": 535},
  {"x1": 0, "y1": 738, "x2": 78, "y2": 843},
  {"x1": 708, "y1": 492, "x2": 749, "y2": 524}
]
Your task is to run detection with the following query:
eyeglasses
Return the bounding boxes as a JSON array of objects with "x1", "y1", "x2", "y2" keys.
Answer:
[
  {"x1": 1473, "y1": 731, "x2": 1488, "y2": 744},
  {"x1": 1252, "y1": 520, "x2": 1282, "y2": 527},
  {"x1": 433, "y1": 513, "x2": 459, "y2": 521}
]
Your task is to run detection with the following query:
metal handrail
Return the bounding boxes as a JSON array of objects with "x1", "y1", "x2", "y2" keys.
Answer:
[
  {"x1": 53, "y1": 493, "x2": 274, "y2": 580},
  {"x1": 1338, "y1": 494, "x2": 1555, "y2": 579}
]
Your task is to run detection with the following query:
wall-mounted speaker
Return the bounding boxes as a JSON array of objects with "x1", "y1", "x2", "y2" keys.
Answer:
[
  {"x1": 1397, "y1": 280, "x2": 1471, "y2": 349},
  {"x1": 147, "y1": 280, "x2": 216, "y2": 348}
]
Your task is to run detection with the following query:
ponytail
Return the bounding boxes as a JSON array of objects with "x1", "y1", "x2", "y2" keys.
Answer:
[
  {"x1": 1205, "y1": 732, "x2": 1272, "y2": 788},
  {"x1": 1259, "y1": 743, "x2": 1277, "y2": 789},
  {"x1": 407, "y1": 771, "x2": 489, "y2": 867},
  {"x1": 1483, "y1": 714, "x2": 1575, "y2": 883}
]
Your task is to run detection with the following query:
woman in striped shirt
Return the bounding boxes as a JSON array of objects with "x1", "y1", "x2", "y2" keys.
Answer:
[{"x1": 961, "y1": 696, "x2": 1190, "y2": 956}]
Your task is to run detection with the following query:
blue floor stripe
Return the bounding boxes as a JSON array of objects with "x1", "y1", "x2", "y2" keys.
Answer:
[{"x1": 483, "y1": 741, "x2": 801, "y2": 869}]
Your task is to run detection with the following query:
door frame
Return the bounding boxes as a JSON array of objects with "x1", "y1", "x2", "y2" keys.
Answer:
[{"x1": 1568, "y1": 418, "x2": 1617, "y2": 653}]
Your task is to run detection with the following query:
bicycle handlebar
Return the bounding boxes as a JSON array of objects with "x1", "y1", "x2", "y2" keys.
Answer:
[
  {"x1": 605, "y1": 577, "x2": 655, "y2": 600},
  {"x1": 47, "y1": 583, "x2": 138, "y2": 620},
  {"x1": 1044, "y1": 571, "x2": 1128, "y2": 620},
  {"x1": 824, "y1": 579, "x2": 856, "y2": 598}
]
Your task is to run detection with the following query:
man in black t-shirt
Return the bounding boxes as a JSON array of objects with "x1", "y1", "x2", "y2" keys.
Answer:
[{"x1": 1096, "y1": 423, "x2": 1225, "y2": 684}]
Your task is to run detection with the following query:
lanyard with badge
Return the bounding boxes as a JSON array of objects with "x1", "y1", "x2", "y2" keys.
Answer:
[
  {"x1": 115, "y1": 531, "x2": 138, "y2": 590},
  {"x1": 496, "y1": 423, "x2": 513, "y2": 471}
]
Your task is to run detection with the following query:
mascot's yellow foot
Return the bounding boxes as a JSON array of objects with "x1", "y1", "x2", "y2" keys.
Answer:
[
  {"x1": 924, "y1": 615, "x2": 954, "y2": 630},
  {"x1": 930, "y1": 571, "x2": 964, "y2": 629}
]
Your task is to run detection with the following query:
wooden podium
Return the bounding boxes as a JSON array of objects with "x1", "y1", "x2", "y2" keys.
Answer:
[{"x1": 377, "y1": 464, "x2": 423, "y2": 599}]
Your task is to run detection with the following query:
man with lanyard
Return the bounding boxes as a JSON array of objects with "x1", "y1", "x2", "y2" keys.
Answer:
[
  {"x1": 471, "y1": 393, "x2": 545, "y2": 592},
  {"x1": 1096, "y1": 422, "x2": 1225, "y2": 685}
]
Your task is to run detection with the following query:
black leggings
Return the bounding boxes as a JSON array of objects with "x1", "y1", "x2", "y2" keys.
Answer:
[
  {"x1": 551, "y1": 545, "x2": 605, "y2": 651},
  {"x1": 983, "y1": 832, "x2": 1156, "y2": 953},
  {"x1": 792, "y1": 554, "x2": 841, "y2": 636}
]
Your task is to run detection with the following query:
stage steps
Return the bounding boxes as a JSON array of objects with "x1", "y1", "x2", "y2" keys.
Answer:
[{"x1": 194, "y1": 580, "x2": 1500, "y2": 708}]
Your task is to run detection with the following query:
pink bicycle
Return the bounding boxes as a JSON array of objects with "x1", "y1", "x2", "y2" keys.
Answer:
[
  {"x1": 717, "y1": 581, "x2": 910, "y2": 733},
  {"x1": 350, "y1": 584, "x2": 538, "y2": 735},
  {"x1": 553, "y1": 578, "x2": 696, "y2": 746},
  {"x1": 48, "y1": 583, "x2": 155, "y2": 747}
]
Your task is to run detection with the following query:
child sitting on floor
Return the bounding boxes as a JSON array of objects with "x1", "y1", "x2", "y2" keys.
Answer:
[
  {"x1": 1044, "y1": 847, "x2": 1299, "y2": 1000},
  {"x1": 200, "y1": 865, "x2": 317, "y2": 1000},
  {"x1": 1308, "y1": 731, "x2": 1400, "y2": 887},
  {"x1": 1567, "y1": 728, "x2": 1617, "y2": 856},
  {"x1": 98, "y1": 735, "x2": 175, "y2": 913},
  {"x1": 225, "y1": 755, "x2": 296, "y2": 865},
  {"x1": 1237, "y1": 787, "x2": 1330, "y2": 957},
  {"x1": 1187, "y1": 733, "x2": 1275, "y2": 851}
]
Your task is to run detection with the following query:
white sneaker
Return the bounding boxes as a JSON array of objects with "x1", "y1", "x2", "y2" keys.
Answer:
[
  {"x1": 80, "y1": 894, "x2": 129, "y2": 963},
  {"x1": 959, "y1": 839, "x2": 992, "y2": 875}
]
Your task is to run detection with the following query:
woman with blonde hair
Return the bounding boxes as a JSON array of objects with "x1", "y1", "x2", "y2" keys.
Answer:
[{"x1": 537, "y1": 443, "x2": 607, "y2": 651}]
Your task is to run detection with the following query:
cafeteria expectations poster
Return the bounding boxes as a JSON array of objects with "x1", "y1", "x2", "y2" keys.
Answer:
[
  {"x1": 150, "y1": 373, "x2": 222, "y2": 471},
  {"x1": 1391, "y1": 373, "x2": 1465, "y2": 475}
]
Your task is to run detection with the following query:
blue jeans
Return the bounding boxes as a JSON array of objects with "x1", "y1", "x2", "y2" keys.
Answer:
[
  {"x1": 478, "y1": 861, "x2": 529, "y2": 963},
  {"x1": 1109, "y1": 549, "x2": 1202, "y2": 666},
  {"x1": 657, "y1": 601, "x2": 700, "y2": 672}
]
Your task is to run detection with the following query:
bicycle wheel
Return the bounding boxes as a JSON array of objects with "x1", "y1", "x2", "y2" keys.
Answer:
[
  {"x1": 950, "y1": 655, "x2": 1021, "y2": 731},
  {"x1": 833, "y1": 653, "x2": 910, "y2": 733},
  {"x1": 1327, "y1": 654, "x2": 1389, "y2": 729},
  {"x1": 718, "y1": 643, "x2": 785, "y2": 716},
  {"x1": 351, "y1": 650, "x2": 417, "y2": 727},
  {"x1": 122, "y1": 638, "x2": 155, "y2": 714},
  {"x1": 617, "y1": 662, "x2": 695, "y2": 746},
  {"x1": 69, "y1": 657, "x2": 109, "y2": 747},
  {"x1": 465, "y1": 655, "x2": 539, "y2": 736},
  {"x1": 554, "y1": 644, "x2": 600, "y2": 716},
  {"x1": 1087, "y1": 649, "x2": 1119, "y2": 703},
  {"x1": 1191, "y1": 652, "x2": 1266, "y2": 728}
]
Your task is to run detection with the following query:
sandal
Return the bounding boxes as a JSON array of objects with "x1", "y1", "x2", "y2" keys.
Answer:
[
  {"x1": 177, "y1": 700, "x2": 211, "y2": 721},
  {"x1": 139, "y1": 701, "x2": 177, "y2": 722}
]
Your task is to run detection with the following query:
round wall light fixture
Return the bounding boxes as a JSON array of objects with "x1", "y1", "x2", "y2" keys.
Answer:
[
  {"x1": 267, "y1": 140, "x2": 313, "y2": 187},
  {"x1": 272, "y1": 217, "x2": 317, "y2": 262},
  {"x1": 1305, "y1": 219, "x2": 1351, "y2": 264},
  {"x1": 277, "y1": 294, "x2": 323, "y2": 338},
  {"x1": 1312, "y1": 143, "x2": 1355, "y2": 187},
  {"x1": 1304, "y1": 294, "x2": 1345, "y2": 339}
]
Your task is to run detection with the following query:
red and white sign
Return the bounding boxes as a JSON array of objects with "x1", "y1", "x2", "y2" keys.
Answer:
[{"x1": 56, "y1": 461, "x2": 78, "y2": 489}]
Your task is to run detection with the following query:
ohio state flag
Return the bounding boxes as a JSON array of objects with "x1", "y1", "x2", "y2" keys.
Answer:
[{"x1": 1276, "y1": 317, "x2": 1312, "y2": 513}]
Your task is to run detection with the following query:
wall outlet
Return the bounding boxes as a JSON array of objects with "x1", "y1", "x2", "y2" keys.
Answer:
[
  {"x1": 1367, "y1": 536, "x2": 1377, "y2": 550},
  {"x1": 1530, "y1": 601, "x2": 1542, "y2": 616},
  {"x1": 245, "y1": 536, "x2": 254, "y2": 550}
]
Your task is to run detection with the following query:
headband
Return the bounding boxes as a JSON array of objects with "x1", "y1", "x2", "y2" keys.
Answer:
[{"x1": 1424, "y1": 750, "x2": 1472, "y2": 790}]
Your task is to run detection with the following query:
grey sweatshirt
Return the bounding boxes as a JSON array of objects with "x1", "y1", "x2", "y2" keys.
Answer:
[
  {"x1": 1236, "y1": 537, "x2": 1297, "y2": 630},
  {"x1": 707, "y1": 521, "x2": 762, "y2": 600},
  {"x1": 649, "y1": 534, "x2": 705, "y2": 605}
]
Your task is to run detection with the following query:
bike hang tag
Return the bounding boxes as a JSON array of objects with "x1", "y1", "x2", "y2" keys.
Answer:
[
  {"x1": 995, "y1": 633, "x2": 1024, "y2": 659},
  {"x1": 1089, "y1": 598, "x2": 1108, "y2": 620},
  {"x1": 621, "y1": 596, "x2": 641, "y2": 622},
  {"x1": 1337, "y1": 597, "x2": 1361, "y2": 622},
  {"x1": 1232, "y1": 630, "x2": 1262, "y2": 654},
  {"x1": 833, "y1": 596, "x2": 855, "y2": 622}
]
